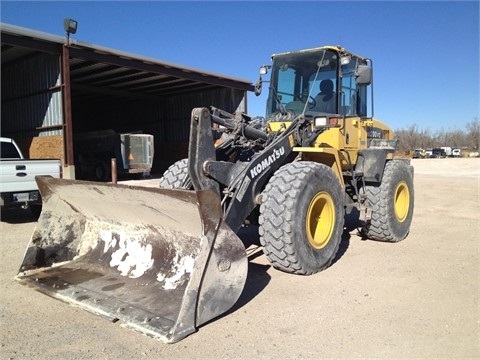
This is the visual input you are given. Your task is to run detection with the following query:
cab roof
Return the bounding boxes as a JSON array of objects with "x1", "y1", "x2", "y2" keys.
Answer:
[{"x1": 271, "y1": 45, "x2": 369, "y2": 62}]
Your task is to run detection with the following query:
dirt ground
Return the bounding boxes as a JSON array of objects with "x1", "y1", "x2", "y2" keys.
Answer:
[{"x1": 1, "y1": 158, "x2": 479, "y2": 359}]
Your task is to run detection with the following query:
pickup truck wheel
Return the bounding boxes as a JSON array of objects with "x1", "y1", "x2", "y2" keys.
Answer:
[
  {"x1": 158, "y1": 158, "x2": 192, "y2": 189},
  {"x1": 259, "y1": 162, "x2": 345, "y2": 275},
  {"x1": 361, "y1": 160, "x2": 414, "y2": 242}
]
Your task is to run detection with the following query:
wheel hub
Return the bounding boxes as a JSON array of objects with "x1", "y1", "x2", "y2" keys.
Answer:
[
  {"x1": 394, "y1": 181, "x2": 410, "y2": 222},
  {"x1": 306, "y1": 191, "x2": 335, "y2": 249}
]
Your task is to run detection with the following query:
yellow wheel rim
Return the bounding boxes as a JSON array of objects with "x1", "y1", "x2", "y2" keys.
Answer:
[
  {"x1": 306, "y1": 192, "x2": 335, "y2": 249},
  {"x1": 394, "y1": 181, "x2": 410, "y2": 222}
]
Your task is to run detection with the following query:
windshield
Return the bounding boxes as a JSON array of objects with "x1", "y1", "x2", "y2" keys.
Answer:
[
  {"x1": 265, "y1": 48, "x2": 369, "y2": 119},
  {"x1": 266, "y1": 49, "x2": 339, "y2": 119}
]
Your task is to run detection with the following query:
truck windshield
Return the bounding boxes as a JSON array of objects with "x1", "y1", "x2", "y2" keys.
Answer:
[{"x1": 266, "y1": 49, "x2": 339, "y2": 119}]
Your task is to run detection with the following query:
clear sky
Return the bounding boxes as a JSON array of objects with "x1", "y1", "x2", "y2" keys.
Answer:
[{"x1": 1, "y1": 1, "x2": 479, "y2": 133}]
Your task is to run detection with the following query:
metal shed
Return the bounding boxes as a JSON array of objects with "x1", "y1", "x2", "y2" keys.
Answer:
[{"x1": 1, "y1": 23, "x2": 253, "y2": 178}]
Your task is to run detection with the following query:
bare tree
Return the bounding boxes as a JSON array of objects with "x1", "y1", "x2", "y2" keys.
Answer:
[
  {"x1": 466, "y1": 117, "x2": 480, "y2": 150},
  {"x1": 395, "y1": 125, "x2": 419, "y2": 151},
  {"x1": 445, "y1": 129, "x2": 467, "y2": 148},
  {"x1": 394, "y1": 120, "x2": 477, "y2": 153},
  {"x1": 394, "y1": 125, "x2": 433, "y2": 152}
]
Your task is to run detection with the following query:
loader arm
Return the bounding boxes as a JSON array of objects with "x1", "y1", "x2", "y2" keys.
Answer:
[{"x1": 188, "y1": 107, "x2": 308, "y2": 232}]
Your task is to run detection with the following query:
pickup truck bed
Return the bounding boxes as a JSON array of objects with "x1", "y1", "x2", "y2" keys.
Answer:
[{"x1": 1, "y1": 137, "x2": 61, "y2": 215}]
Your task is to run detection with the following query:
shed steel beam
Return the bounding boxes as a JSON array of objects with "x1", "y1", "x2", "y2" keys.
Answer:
[{"x1": 68, "y1": 47, "x2": 254, "y2": 92}]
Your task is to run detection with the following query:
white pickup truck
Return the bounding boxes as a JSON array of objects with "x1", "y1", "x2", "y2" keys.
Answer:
[{"x1": 0, "y1": 136, "x2": 62, "y2": 216}]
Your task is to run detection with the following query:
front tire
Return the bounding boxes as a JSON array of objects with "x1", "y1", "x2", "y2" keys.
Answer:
[
  {"x1": 158, "y1": 158, "x2": 192, "y2": 189},
  {"x1": 361, "y1": 160, "x2": 414, "y2": 242},
  {"x1": 259, "y1": 162, "x2": 345, "y2": 275}
]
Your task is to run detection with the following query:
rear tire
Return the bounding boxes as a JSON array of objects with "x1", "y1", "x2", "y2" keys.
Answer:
[
  {"x1": 259, "y1": 162, "x2": 345, "y2": 275},
  {"x1": 158, "y1": 158, "x2": 192, "y2": 189},
  {"x1": 94, "y1": 161, "x2": 110, "y2": 182},
  {"x1": 361, "y1": 160, "x2": 414, "y2": 242}
]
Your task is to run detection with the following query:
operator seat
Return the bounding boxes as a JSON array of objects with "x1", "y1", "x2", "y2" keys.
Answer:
[{"x1": 314, "y1": 79, "x2": 336, "y2": 113}]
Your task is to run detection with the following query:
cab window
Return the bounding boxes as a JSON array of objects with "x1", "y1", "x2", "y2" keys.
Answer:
[{"x1": 341, "y1": 58, "x2": 368, "y2": 116}]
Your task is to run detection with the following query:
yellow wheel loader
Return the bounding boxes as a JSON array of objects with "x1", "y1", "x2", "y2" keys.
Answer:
[{"x1": 16, "y1": 45, "x2": 414, "y2": 343}]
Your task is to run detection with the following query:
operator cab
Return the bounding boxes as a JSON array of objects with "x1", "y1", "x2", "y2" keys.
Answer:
[{"x1": 255, "y1": 46, "x2": 372, "y2": 122}]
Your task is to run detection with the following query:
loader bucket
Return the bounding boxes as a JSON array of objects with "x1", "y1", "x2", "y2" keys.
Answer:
[{"x1": 15, "y1": 176, "x2": 248, "y2": 343}]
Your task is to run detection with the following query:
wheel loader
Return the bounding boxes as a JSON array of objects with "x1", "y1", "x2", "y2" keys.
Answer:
[{"x1": 15, "y1": 45, "x2": 414, "y2": 343}]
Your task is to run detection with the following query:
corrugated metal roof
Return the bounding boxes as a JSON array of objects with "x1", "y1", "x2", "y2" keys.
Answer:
[{"x1": 1, "y1": 23, "x2": 254, "y2": 104}]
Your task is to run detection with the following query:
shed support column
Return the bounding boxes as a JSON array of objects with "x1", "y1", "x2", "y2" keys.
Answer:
[{"x1": 62, "y1": 44, "x2": 75, "y2": 179}]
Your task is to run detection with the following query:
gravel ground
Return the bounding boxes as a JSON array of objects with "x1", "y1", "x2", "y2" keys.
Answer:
[{"x1": 1, "y1": 158, "x2": 479, "y2": 359}]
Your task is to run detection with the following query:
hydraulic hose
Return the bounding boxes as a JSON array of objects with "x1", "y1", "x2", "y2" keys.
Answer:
[{"x1": 211, "y1": 113, "x2": 268, "y2": 141}]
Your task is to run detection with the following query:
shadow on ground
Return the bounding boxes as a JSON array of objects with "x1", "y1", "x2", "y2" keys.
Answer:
[
  {"x1": 0, "y1": 207, "x2": 38, "y2": 224},
  {"x1": 224, "y1": 209, "x2": 365, "y2": 316}
]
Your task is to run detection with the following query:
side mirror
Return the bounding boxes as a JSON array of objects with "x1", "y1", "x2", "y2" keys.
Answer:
[
  {"x1": 356, "y1": 65, "x2": 372, "y2": 85},
  {"x1": 259, "y1": 65, "x2": 270, "y2": 75},
  {"x1": 254, "y1": 77, "x2": 262, "y2": 96},
  {"x1": 255, "y1": 65, "x2": 271, "y2": 96}
]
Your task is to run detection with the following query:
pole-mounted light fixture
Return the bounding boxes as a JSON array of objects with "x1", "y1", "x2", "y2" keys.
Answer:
[
  {"x1": 62, "y1": 18, "x2": 77, "y2": 170},
  {"x1": 63, "y1": 18, "x2": 78, "y2": 44}
]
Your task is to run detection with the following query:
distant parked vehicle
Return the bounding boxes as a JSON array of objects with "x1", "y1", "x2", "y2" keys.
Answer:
[
  {"x1": 440, "y1": 147, "x2": 452, "y2": 157},
  {"x1": 431, "y1": 148, "x2": 447, "y2": 158},
  {"x1": 425, "y1": 148, "x2": 433, "y2": 157},
  {"x1": 452, "y1": 148, "x2": 462, "y2": 157},
  {"x1": 413, "y1": 148, "x2": 426, "y2": 158}
]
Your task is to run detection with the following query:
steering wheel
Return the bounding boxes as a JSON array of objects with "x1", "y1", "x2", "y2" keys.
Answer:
[{"x1": 301, "y1": 94, "x2": 316, "y2": 109}]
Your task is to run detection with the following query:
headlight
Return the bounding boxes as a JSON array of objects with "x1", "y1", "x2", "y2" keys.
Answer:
[
  {"x1": 314, "y1": 116, "x2": 328, "y2": 127},
  {"x1": 313, "y1": 116, "x2": 339, "y2": 128}
]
